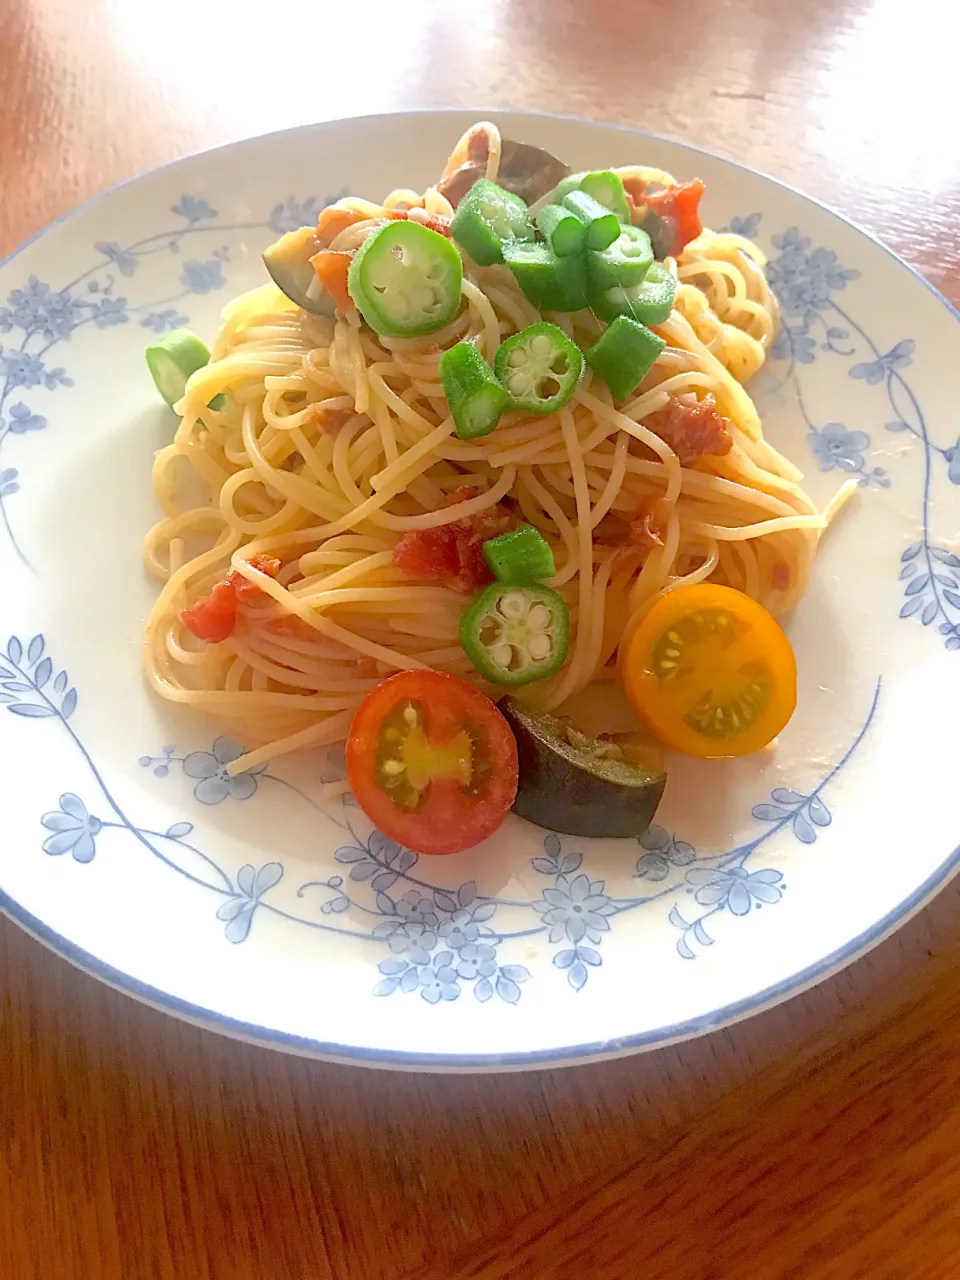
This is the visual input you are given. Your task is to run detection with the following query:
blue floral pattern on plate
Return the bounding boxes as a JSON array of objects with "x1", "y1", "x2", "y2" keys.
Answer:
[
  {"x1": 0, "y1": 193, "x2": 337, "y2": 568},
  {"x1": 744, "y1": 216, "x2": 960, "y2": 650},
  {"x1": 181, "y1": 737, "x2": 267, "y2": 805},
  {"x1": 40, "y1": 794, "x2": 103, "y2": 863},
  {"x1": 1, "y1": 632, "x2": 882, "y2": 1002}
]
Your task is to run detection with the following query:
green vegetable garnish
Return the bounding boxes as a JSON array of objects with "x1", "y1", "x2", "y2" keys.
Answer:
[
  {"x1": 449, "y1": 178, "x2": 535, "y2": 266},
  {"x1": 535, "y1": 203, "x2": 586, "y2": 257},
  {"x1": 502, "y1": 243, "x2": 589, "y2": 312},
  {"x1": 483, "y1": 525, "x2": 556, "y2": 584},
  {"x1": 561, "y1": 190, "x2": 620, "y2": 251},
  {"x1": 348, "y1": 220, "x2": 462, "y2": 337},
  {"x1": 460, "y1": 582, "x2": 570, "y2": 686},
  {"x1": 145, "y1": 329, "x2": 214, "y2": 407},
  {"x1": 586, "y1": 224, "x2": 654, "y2": 290},
  {"x1": 552, "y1": 170, "x2": 631, "y2": 224},
  {"x1": 439, "y1": 341, "x2": 508, "y2": 440},
  {"x1": 585, "y1": 315, "x2": 666, "y2": 403},
  {"x1": 591, "y1": 261, "x2": 677, "y2": 325},
  {"x1": 494, "y1": 322, "x2": 584, "y2": 415}
]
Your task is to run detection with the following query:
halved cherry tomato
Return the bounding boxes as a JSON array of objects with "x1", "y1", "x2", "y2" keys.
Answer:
[
  {"x1": 345, "y1": 670, "x2": 518, "y2": 855},
  {"x1": 621, "y1": 584, "x2": 797, "y2": 759}
]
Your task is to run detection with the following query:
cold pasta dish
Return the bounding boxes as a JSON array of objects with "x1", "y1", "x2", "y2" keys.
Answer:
[{"x1": 142, "y1": 122, "x2": 851, "y2": 854}]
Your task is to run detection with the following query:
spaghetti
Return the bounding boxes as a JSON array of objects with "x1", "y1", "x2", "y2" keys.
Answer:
[{"x1": 143, "y1": 123, "x2": 847, "y2": 775}]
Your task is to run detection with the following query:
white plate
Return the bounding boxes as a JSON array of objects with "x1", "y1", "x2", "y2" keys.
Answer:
[{"x1": 2, "y1": 110, "x2": 958, "y2": 1071}]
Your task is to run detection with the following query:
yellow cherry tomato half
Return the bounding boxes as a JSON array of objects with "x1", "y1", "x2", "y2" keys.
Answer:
[{"x1": 621, "y1": 584, "x2": 797, "y2": 759}]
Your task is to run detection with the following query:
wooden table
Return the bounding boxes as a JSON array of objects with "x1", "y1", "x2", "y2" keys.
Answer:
[{"x1": 3, "y1": 1, "x2": 960, "y2": 1276}]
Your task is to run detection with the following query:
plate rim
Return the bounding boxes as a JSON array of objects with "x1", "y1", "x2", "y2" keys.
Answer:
[
  {"x1": 3, "y1": 107, "x2": 959, "y2": 1071},
  {"x1": 5, "y1": 837, "x2": 960, "y2": 1071}
]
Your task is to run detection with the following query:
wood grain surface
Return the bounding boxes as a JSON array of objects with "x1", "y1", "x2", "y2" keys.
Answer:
[{"x1": 2, "y1": 1, "x2": 960, "y2": 1277}]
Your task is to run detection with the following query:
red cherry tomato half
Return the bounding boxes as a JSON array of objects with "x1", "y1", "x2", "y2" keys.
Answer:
[{"x1": 345, "y1": 670, "x2": 519, "y2": 855}]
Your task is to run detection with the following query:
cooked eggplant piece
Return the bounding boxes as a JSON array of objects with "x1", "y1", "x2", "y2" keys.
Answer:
[
  {"x1": 634, "y1": 207, "x2": 675, "y2": 261},
  {"x1": 436, "y1": 126, "x2": 571, "y2": 209},
  {"x1": 501, "y1": 697, "x2": 666, "y2": 838},
  {"x1": 262, "y1": 226, "x2": 335, "y2": 316},
  {"x1": 497, "y1": 139, "x2": 571, "y2": 206}
]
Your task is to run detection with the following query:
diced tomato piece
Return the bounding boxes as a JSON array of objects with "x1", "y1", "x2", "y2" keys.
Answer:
[
  {"x1": 393, "y1": 488, "x2": 516, "y2": 594},
  {"x1": 644, "y1": 179, "x2": 705, "y2": 254},
  {"x1": 443, "y1": 484, "x2": 485, "y2": 510},
  {"x1": 593, "y1": 513, "x2": 630, "y2": 547},
  {"x1": 648, "y1": 393, "x2": 732, "y2": 466},
  {"x1": 181, "y1": 554, "x2": 281, "y2": 643},
  {"x1": 623, "y1": 177, "x2": 705, "y2": 257},
  {"x1": 234, "y1": 554, "x2": 282, "y2": 603},
  {"x1": 181, "y1": 580, "x2": 238, "y2": 643},
  {"x1": 310, "y1": 250, "x2": 354, "y2": 312},
  {"x1": 315, "y1": 205, "x2": 367, "y2": 247},
  {"x1": 409, "y1": 210, "x2": 453, "y2": 238},
  {"x1": 394, "y1": 526, "x2": 464, "y2": 586},
  {"x1": 389, "y1": 208, "x2": 453, "y2": 237},
  {"x1": 251, "y1": 554, "x2": 281, "y2": 571},
  {"x1": 394, "y1": 524, "x2": 494, "y2": 595},
  {"x1": 307, "y1": 402, "x2": 353, "y2": 433},
  {"x1": 593, "y1": 499, "x2": 668, "y2": 566},
  {"x1": 396, "y1": 527, "x2": 450, "y2": 574},
  {"x1": 627, "y1": 498, "x2": 669, "y2": 549}
]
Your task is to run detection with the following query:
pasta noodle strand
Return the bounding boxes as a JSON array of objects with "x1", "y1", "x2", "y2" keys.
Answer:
[{"x1": 143, "y1": 124, "x2": 842, "y2": 770}]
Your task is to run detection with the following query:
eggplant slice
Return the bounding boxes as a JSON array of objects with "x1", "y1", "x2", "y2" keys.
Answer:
[
  {"x1": 437, "y1": 128, "x2": 571, "y2": 209},
  {"x1": 496, "y1": 139, "x2": 572, "y2": 206},
  {"x1": 502, "y1": 697, "x2": 666, "y2": 839},
  {"x1": 262, "y1": 226, "x2": 335, "y2": 316}
]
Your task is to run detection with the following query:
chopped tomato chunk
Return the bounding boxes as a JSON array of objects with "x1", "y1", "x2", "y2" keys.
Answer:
[
  {"x1": 392, "y1": 208, "x2": 453, "y2": 237},
  {"x1": 181, "y1": 554, "x2": 281, "y2": 643},
  {"x1": 314, "y1": 203, "x2": 451, "y2": 248},
  {"x1": 315, "y1": 205, "x2": 367, "y2": 247},
  {"x1": 393, "y1": 487, "x2": 516, "y2": 594},
  {"x1": 233, "y1": 554, "x2": 282, "y2": 603},
  {"x1": 648, "y1": 393, "x2": 732, "y2": 466},
  {"x1": 310, "y1": 250, "x2": 354, "y2": 312},
  {"x1": 593, "y1": 513, "x2": 630, "y2": 547},
  {"x1": 623, "y1": 177, "x2": 705, "y2": 257},
  {"x1": 311, "y1": 213, "x2": 450, "y2": 315},
  {"x1": 627, "y1": 497, "x2": 669, "y2": 549},
  {"x1": 594, "y1": 498, "x2": 669, "y2": 566},
  {"x1": 180, "y1": 580, "x2": 238, "y2": 643},
  {"x1": 307, "y1": 402, "x2": 353, "y2": 433}
]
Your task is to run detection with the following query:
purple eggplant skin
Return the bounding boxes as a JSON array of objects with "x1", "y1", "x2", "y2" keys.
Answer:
[{"x1": 501, "y1": 697, "x2": 666, "y2": 839}]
